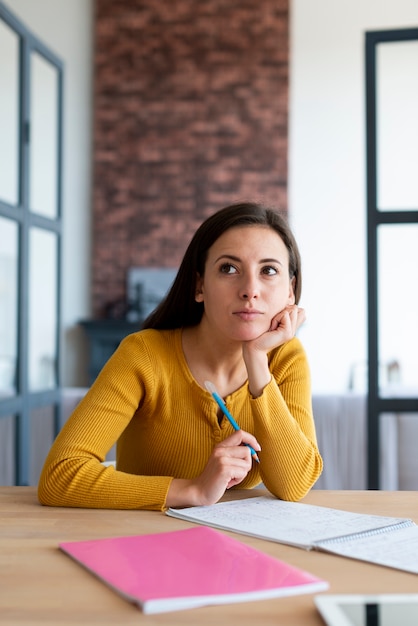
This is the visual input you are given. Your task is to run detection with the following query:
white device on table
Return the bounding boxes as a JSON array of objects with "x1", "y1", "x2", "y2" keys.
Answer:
[{"x1": 315, "y1": 594, "x2": 418, "y2": 626}]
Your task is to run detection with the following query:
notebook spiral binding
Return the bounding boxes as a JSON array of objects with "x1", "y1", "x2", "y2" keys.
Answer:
[{"x1": 316, "y1": 519, "x2": 415, "y2": 546}]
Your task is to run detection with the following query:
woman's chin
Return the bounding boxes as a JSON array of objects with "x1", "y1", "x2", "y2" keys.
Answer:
[{"x1": 232, "y1": 327, "x2": 270, "y2": 343}]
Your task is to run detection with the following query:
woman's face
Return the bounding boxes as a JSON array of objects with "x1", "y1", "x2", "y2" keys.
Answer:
[{"x1": 195, "y1": 225, "x2": 295, "y2": 342}]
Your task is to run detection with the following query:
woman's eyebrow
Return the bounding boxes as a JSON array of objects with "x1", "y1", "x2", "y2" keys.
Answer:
[
  {"x1": 214, "y1": 254, "x2": 241, "y2": 263},
  {"x1": 214, "y1": 254, "x2": 283, "y2": 266},
  {"x1": 260, "y1": 257, "x2": 283, "y2": 265}
]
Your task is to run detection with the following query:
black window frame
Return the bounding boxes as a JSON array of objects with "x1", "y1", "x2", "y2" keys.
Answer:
[
  {"x1": 0, "y1": 1, "x2": 64, "y2": 485},
  {"x1": 366, "y1": 27, "x2": 418, "y2": 489}
]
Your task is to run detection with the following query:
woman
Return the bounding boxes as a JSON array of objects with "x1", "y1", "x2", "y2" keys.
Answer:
[{"x1": 38, "y1": 202, "x2": 323, "y2": 510}]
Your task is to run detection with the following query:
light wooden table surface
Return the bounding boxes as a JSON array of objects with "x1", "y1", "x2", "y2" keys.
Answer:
[{"x1": 1, "y1": 487, "x2": 417, "y2": 625}]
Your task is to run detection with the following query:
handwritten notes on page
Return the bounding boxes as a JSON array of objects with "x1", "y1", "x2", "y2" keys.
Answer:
[
  {"x1": 168, "y1": 495, "x2": 412, "y2": 549},
  {"x1": 167, "y1": 496, "x2": 418, "y2": 574},
  {"x1": 317, "y1": 523, "x2": 418, "y2": 574}
]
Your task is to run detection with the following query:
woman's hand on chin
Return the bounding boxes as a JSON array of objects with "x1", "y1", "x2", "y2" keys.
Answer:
[
  {"x1": 241, "y1": 305, "x2": 306, "y2": 397},
  {"x1": 244, "y1": 305, "x2": 306, "y2": 356}
]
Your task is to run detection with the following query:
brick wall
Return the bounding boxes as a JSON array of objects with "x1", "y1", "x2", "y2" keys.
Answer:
[{"x1": 92, "y1": 0, "x2": 289, "y2": 317}]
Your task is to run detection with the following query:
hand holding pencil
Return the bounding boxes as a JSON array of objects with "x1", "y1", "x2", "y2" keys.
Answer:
[
  {"x1": 166, "y1": 384, "x2": 261, "y2": 508},
  {"x1": 205, "y1": 381, "x2": 260, "y2": 463}
]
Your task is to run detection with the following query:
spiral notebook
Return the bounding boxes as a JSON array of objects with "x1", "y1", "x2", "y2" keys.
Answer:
[
  {"x1": 59, "y1": 526, "x2": 328, "y2": 614},
  {"x1": 167, "y1": 496, "x2": 418, "y2": 575}
]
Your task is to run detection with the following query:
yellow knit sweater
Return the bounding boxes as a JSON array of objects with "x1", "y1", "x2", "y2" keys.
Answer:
[{"x1": 38, "y1": 328, "x2": 322, "y2": 510}]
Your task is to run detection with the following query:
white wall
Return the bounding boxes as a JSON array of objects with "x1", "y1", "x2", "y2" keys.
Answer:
[
  {"x1": 4, "y1": 0, "x2": 93, "y2": 386},
  {"x1": 289, "y1": 0, "x2": 418, "y2": 393}
]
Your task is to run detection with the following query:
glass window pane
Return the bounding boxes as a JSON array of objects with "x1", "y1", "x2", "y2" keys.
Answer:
[
  {"x1": 0, "y1": 217, "x2": 18, "y2": 396},
  {"x1": 29, "y1": 52, "x2": 59, "y2": 219},
  {"x1": 30, "y1": 404, "x2": 55, "y2": 485},
  {"x1": 376, "y1": 41, "x2": 418, "y2": 211},
  {"x1": 28, "y1": 228, "x2": 58, "y2": 390},
  {"x1": 0, "y1": 415, "x2": 16, "y2": 485},
  {"x1": 378, "y1": 224, "x2": 418, "y2": 394},
  {"x1": 0, "y1": 18, "x2": 19, "y2": 206}
]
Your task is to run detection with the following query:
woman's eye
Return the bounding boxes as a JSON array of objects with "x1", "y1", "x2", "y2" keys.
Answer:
[
  {"x1": 220, "y1": 263, "x2": 237, "y2": 274},
  {"x1": 262, "y1": 266, "x2": 278, "y2": 276}
]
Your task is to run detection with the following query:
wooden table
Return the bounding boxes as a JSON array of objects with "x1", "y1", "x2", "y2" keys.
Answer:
[{"x1": 1, "y1": 488, "x2": 417, "y2": 625}]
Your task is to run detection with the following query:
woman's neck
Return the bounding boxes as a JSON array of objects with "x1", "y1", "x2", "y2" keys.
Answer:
[{"x1": 181, "y1": 324, "x2": 248, "y2": 397}]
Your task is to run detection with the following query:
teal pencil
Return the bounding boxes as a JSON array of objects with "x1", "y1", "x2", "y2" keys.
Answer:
[{"x1": 204, "y1": 381, "x2": 260, "y2": 463}]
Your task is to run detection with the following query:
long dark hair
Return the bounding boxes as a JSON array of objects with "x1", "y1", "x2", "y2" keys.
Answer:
[{"x1": 142, "y1": 202, "x2": 302, "y2": 330}]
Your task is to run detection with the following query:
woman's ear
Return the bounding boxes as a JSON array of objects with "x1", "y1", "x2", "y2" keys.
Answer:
[
  {"x1": 195, "y1": 274, "x2": 204, "y2": 302},
  {"x1": 288, "y1": 276, "x2": 296, "y2": 305}
]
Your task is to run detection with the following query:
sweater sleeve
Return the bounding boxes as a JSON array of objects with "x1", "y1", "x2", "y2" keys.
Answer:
[
  {"x1": 37, "y1": 334, "x2": 173, "y2": 511},
  {"x1": 251, "y1": 338, "x2": 323, "y2": 501}
]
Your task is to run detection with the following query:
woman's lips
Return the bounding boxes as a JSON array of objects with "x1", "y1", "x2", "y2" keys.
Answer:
[{"x1": 233, "y1": 310, "x2": 263, "y2": 321}]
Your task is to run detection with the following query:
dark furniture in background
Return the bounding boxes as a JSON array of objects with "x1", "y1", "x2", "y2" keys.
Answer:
[{"x1": 80, "y1": 320, "x2": 141, "y2": 385}]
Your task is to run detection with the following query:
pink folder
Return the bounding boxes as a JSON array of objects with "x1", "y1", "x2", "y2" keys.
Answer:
[{"x1": 59, "y1": 526, "x2": 328, "y2": 614}]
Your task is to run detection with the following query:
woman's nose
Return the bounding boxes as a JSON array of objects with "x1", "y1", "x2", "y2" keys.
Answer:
[{"x1": 239, "y1": 277, "x2": 260, "y2": 300}]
